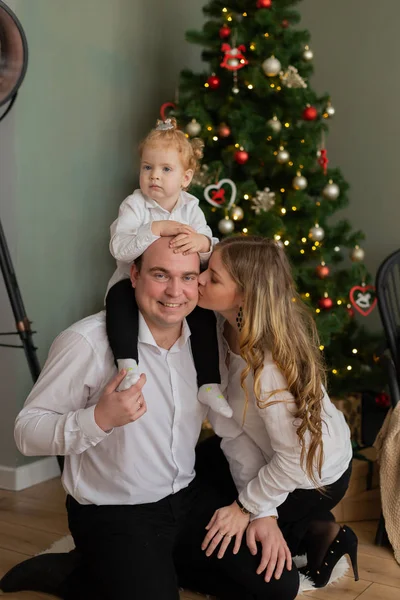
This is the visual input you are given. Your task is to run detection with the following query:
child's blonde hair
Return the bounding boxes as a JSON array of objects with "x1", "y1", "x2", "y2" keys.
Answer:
[{"x1": 139, "y1": 118, "x2": 204, "y2": 174}]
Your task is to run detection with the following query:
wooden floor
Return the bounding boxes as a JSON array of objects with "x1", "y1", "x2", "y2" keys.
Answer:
[{"x1": 0, "y1": 478, "x2": 399, "y2": 599}]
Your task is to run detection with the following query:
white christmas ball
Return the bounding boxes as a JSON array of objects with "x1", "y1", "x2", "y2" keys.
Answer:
[
  {"x1": 232, "y1": 86, "x2": 240, "y2": 94},
  {"x1": 276, "y1": 148, "x2": 290, "y2": 164},
  {"x1": 292, "y1": 174, "x2": 308, "y2": 191},
  {"x1": 262, "y1": 56, "x2": 282, "y2": 77},
  {"x1": 267, "y1": 117, "x2": 282, "y2": 134},
  {"x1": 218, "y1": 218, "x2": 235, "y2": 235},
  {"x1": 350, "y1": 246, "x2": 365, "y2": 262},
  {"x1": 325, "y1": 104, "x2": 335, "y2": 117},
  {"x1": 309, "y1": 225, "x2": 325, "y2": 242},
  {"x1": 185, "y1": 119, "x2": 201, "y2": 136},
  {"x1": 231, "y1": 206, "x2": 244, "y2": 221},
  {"x1": 303, "y1": 46, "x2": 314, "y2": 61},
  {"x1": 322, "y1": 181, "x2": 340, "y2": 200}
]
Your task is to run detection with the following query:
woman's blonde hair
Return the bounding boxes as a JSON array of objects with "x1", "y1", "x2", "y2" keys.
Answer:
[
  {"x1": 139, "y1": 118, "x2": 204, "y2": 176},
  {"x1": 217, "y1": 235, "x2": 326, "y2": 485}
]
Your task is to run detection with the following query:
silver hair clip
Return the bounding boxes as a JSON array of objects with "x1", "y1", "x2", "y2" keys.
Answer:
[{"x1": 156, "y1": 119, "x2": 174, "y2": 131}]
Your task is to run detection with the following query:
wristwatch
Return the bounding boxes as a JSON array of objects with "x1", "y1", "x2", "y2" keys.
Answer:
[{"x1": 236, "y1": 499, "x2": 252, "y2": 515}]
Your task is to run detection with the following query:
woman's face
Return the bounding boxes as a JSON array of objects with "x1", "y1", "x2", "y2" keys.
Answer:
[{"x1": 198, "y1": 250, "x2": 243, "y2": 314}]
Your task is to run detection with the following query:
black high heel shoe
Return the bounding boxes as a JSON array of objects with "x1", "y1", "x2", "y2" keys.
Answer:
[{"x1": 301, "y1": 525, "x2": 359, "y2": 588}]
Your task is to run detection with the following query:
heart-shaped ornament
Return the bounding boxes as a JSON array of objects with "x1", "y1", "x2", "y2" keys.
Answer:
[
  {"x1": 160, "y1": 102, "x2": 176, "y2": 121},
  {"x1": 204, "y1": 178, "x2": 237, "y2": 209},
  {"x1": 349, "y1": 285, "x2": 377, "y2": 317}
]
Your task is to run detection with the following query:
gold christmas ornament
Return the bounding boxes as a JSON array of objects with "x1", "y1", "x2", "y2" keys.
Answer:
[
  {"x1": 267, "y1": 116, "x2": 282, "y2": 134},
  {"x1": 322, "y1": 180, "x2": 340, "y2": 200},
  {"x1": 218, "y1": 217, "x2": 235, "y2": 234},
  {"x1": 231, "y1": 206, "x2": 244, "y2": 221},
  {"x1": 303, "y1": 45, "x2": 314, "y2": 61},
  {"x1": 262, "y1": 56, "x2": 282, "y2": 77},
  {"x1": 185, "y1": 119, "x2": 201, "y2": 136},
  {"x1": 276, "y1": 146, "x2": 290, "y2": 164},
  {"x1": 309, "y1": 224, "x2": 325, "y2": 242},
  {"x1": 350, "y1": 246, "x2": 365, "y2": 262},
  {"x1": 292, "y1": 171, "x2": 308, "y2": 191}
]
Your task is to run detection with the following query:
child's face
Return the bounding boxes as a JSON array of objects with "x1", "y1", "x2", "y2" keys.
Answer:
[{"x1": 140, "y1": 144, "x2": 193, "y2": 207}]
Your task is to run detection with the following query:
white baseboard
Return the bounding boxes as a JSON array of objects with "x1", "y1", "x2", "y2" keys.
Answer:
[{"x1": 0, "y1": 457, "x2": 61, "y2": 491}]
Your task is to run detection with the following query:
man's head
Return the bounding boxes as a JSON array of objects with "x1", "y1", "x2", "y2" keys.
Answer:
[{"x1": 130, "y1": 237, "x2": 200, "y2": 336}]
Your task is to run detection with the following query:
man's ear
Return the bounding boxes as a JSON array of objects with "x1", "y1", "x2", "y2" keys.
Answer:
[{"x1": 130, "y1": 263, "x2": 139, "y2": 289}]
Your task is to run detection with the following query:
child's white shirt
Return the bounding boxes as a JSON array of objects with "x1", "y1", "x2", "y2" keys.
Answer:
[{"x1": 107, "y1": 189, "x2": 218, "y2": 293}]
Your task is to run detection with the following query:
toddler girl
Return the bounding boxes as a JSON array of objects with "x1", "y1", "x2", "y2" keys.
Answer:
[{"x1": 106, "y1": 118, "x2": 231, "y2": 417}]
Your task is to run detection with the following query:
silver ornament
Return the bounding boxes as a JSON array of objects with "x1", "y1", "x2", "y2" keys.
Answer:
[
  {"x1": 303, "y1": 46, "x2": 314, "y2": 61},
  {"x1": 218, "y1": 217, "x2": 235, "y2": 235},
  {"x1": 292, "y1": 173, "x2": 308, "y2": 191},
  {"x1": 322, "y1": 181, "x2": 340, "y2": 200},
  {"x1": 228, "y1": 58, "x2": 240, "y2": 68},
  {"x1": 231, "y1": 206, "x2": 244, "y2": 221},
  {"x1": 276, "y1": 147, "x2": 290, "y2": 164},
  {"x1": 262, "y1": 56, "x2": 282, "y2": 77},
  {"x1": 309, "y1": 225, "x2": 325, "y2": 242},
  {"x1": 185, "y1": 119, "x2": 201, "y2": 137},
  {"x1": 350, "y1": 246, "x2": 365, "y2": 262},
  {"x1": 267, "y1": 116, "x2": 282, "y2": 134},
  {"x1": 325, "y1": 103, "x2": 335, "y2": 118}
]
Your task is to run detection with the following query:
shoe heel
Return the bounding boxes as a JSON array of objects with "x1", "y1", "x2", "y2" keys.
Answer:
[{"x1": 348, "y1": 543, "x2": 359, "y2": 581}]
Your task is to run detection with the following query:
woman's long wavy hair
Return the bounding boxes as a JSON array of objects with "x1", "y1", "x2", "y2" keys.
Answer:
[{"x1": 218, "y1": 236, "x2": 327, "y2": 485}]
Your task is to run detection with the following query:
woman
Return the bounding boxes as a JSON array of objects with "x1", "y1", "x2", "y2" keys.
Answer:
[{"x1": 197, "y1": 235, "x2": 357, "y2": 589}]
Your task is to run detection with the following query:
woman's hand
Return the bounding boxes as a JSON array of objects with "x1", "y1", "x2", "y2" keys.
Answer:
[
  {"x1": 246, "y1": 517, "x2": 292, "y2": 582},
  {"x1": 201, "y1": 501, "x2": 250, "y2": 559}
]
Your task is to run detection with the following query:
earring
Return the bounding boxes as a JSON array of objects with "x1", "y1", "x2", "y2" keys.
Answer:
[{"x1": 236, "y1": 306, "x2": 243, "y2": 331}]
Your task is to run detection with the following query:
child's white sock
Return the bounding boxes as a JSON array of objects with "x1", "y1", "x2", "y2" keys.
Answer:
[
  {"x1": 117, "y1": 359, "x2": 140, "y2": 391},
  {"x1": 198, "y1": 384, "x2": 233, "y2": 418}
]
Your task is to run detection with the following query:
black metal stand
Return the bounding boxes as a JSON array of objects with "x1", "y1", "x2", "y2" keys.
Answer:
[
  {"x1": 0, "y1": 218, "x2": 41, "y2": 381},
  {"x1": 0, "y1": 218, "x2": 64, "y2": 473}
]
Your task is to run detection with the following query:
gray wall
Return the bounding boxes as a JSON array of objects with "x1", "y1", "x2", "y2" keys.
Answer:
[{"x1": 0, "y1": 0, "x2": 203, "y2": 469}]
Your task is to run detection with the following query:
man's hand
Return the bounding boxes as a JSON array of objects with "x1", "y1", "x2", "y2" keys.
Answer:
[
  {"x1": 170, "y1": 232, "x2": 210, "y2": 255},
  {"x1": 151, "y1": 220, "x2": 195, "y2": 238},
  {"x1": 94, "y1": 370, "x2": 147, "y2": 431},
  {"x1": 246, "y1": 517, "x2": 292, "y2": 582},
  {"x1": 201, "y1": 502, "x2": 250, "y2": 559}
]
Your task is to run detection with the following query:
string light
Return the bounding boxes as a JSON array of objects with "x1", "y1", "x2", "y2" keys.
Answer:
[
  {"x1": 312, "y1": 246, "x2": 316, "y2": 251},
  {"x1": 222, "y1": 7, "x2": 228, "y2": 12},
  {"x1": 204, "y1": 83, "x2": 209, "y2": 88},
  {"x1": 352, "y1": 348, "x2": 358, "y2": 354},
  {"x1": 281, "y1": 208, "x2": 287, "y2": 214},
  {"x1": 305, "y1": 293, "x2": 310, "y2": 298},
  {"x1": 243, "y1": 12, "x2": 247, "y2": 16},
  {"x1": 337, "y1": 300, "x2": 342, "y2": 305},
  {"x1": 242, "y1": 228, "x2": 248, "y2": 233},
  {"x1": 284, "y1": 240, "x2": 290, "y2": 246},
  {"x1": 267, "y1": 136, "x2": 272, "y2": 141},
  {"x1": 284, "y1": 122, "x2": 290, "y2": 128},
  {"x1": 334, "y1": 246, "x2": 340, "y2": 252},
  {"x1": 250, "y1": 43, "x2": 256, "y2": 51},
  {"x1": 300, "y1": 249, "x2": 305, "y2": 254},
  {"x1": 316, "y1": 308, "x2": 321, "y2": 313},
  {"x1": 244, "y1": 194, "x2": 249, "y2": 200},
  {"x1": 315, "y1": 241, "x2": 320, "y2": 246},
  {"x1": 274, "y1": 234, "x2": 281, "y2": 240},
  {"x1": 207, "y1": 126, "x2": 212, "y2": 131},
  {"x1": 319, "y1": 345, "x2": 324, "y2": 351},
  {"x1": 347, "y1": 365, "x2": 352, "y2": 371},
  {"x1": 270, "y1": 83, "x2": 275, "y2": 88},
  {"x1": 301, "y1": 237, "x2": 307, "y2": 243},
  {"x1": 301, "y1": 139, "x2": 305, "y2": 144},
  {"x1": 227, "y1": 16, "x2": 232, "y2": 21},
  {"x1": 248, "y1": 84, "x2": 254, "y2": 89},
  {"x1": 299, "y1": 165, "x2": 304, "y2": 169},
  {"x1": 276, "y1": 86, "x2": 281, "y2": 91},
  {"x1": 264, "y1": 32, "x2": 269, "y2": 38},
  {"x1": 280, "y1": 188, "x2": 285, "y2": 193},
  {"x1": 332, "y1": 369, "x2": 338, "y2": 375},
  {"x1": 235, "y1": 143, "x2": 240, "y2": 148},
  {"x1": 212, "y1": 136, "x2": 218, "y2": 141},
  {"x1": 288, "y1": 161, "x2": 294, "y2": 166},
  {"x1": 292, "y1": 206, "x2": 297, "y2": 211}
]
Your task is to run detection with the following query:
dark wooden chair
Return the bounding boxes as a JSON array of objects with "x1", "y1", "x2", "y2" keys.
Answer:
[{"x1": 374, "y1": 248, "x2": 400, "y2": 545}]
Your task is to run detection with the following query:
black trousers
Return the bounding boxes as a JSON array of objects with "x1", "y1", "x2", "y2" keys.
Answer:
[{"x1": 106, "y1": 278, "x2": 221, "y2": 385}]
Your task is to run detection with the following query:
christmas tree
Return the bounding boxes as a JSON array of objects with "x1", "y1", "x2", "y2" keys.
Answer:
[{"x1": 170, "y1": 0, "x2": 381, "y2": 395}]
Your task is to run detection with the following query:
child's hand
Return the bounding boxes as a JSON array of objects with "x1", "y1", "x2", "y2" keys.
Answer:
[
  {"x1": 152, "y1": 220, "x2": 195, "y2": 237},
  {"x1": 170, "y1": 233, "x2": 211, "y2": 255}
]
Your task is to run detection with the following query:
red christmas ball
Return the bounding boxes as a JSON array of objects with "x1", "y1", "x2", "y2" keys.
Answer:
[
  {"x1": 347, "y1": 307, "x2": 354, "y2": 318},
  {"x1": 218, "y1": 123, "x2": 231, "y2": 138},
  {"x1": 318, "y1": 296, "x2": 333, "y2": 310},
  {"x1": 234, "y1": 149, "x2": 249, "y2": 165},
  {"x1": 219, "y1": 25, "x2": 231, "y2": 39},
  {"x1": 207, "y1": 75, "x2": 220, "y2": 90},
  {"x1": 302, "y1": 106, "x2": 318, "y2": 121},
  {"x1": 281, "y1": 19, "x2": 290, "y2": 28},
  {"x1": 257, "y1": 0, "x2": 272, "y2": 7},
  {"x1": 315, "y1": 264, "x2": 330, "y2": 279}
]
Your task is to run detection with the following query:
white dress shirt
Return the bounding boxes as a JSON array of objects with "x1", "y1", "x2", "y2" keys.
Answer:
[
  {"x1": 14, "y1": 311, "x2": 208, "y2": 505},
  {"x1": 107, "y1": 189, "x2": 218, "y2": 293},
  {"x1": 214, "y1": 315, "x2": 353, "y2": 519}
]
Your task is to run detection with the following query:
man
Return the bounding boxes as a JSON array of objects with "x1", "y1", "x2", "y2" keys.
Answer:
[{"x1": 1, "y1": 238, "x2": 298, "y2": 600}]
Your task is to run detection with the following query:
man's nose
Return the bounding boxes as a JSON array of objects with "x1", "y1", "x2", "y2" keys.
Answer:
[{"x1": 166, "y1": 278, "x2": 182, "y2": 297}]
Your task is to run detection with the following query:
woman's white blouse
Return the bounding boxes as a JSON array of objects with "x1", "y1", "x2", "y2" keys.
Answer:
[{"x1": 213, "y1": 316, "x2": 353, "y2": 520}]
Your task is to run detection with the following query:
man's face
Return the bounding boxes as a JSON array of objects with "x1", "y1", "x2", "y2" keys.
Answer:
[{"x1": 130, "y1": 238, "x2": 200, "y2": 332}]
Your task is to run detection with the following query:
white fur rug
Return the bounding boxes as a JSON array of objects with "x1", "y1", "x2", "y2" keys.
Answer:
[{"x1": 39, "y1": 535, "x2": 349, "y2": 595}]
